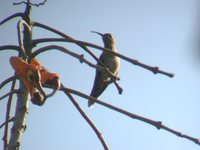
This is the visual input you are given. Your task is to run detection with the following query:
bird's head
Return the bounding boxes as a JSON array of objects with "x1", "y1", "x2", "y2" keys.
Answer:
[{"x1": 91, "y1": 31, "x2": 116, "y2": 49}]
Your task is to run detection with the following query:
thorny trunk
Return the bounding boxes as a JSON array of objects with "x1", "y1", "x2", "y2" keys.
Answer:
[
  {"x1": 8, "y1": 83, "x2": 30, "y2": 150},
  {"x1": 8, "y1": 2, "x2": 32, "y2": 150}
]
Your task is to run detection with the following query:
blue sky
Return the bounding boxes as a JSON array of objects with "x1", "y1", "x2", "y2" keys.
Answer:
[{"x1": 0, "y1": 0, "x2": 200, "y2": 150}]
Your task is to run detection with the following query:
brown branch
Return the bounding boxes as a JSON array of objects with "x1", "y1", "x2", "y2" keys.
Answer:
[
  {"x1": 3, "y1": 76, "x2": 17, "y2": 150},
  {"x1": 0, "y1": 45, "x2": 28, "y2": 59},
  {"x1": 114, "y1": 82, "x2": 123, "y2": 94},
  {"x1": 0, "y1": 90, "x2": 19, "y2": 101},
  {"x1": 0, "y1": 45, "x2": 21, "y2": 52},
  {"x1": 0, "y1": 75, "x2": 18, "y2": 90},
  {"x1": 63, "y1": 90, "x2": 109, "y2": 150},
  {"x1": 0, "y1": 13, "x2": 24, "y2": 25},
  {"x1": 33, "y1": 38, "x2": 174, "y2": 78},
  {"x1": 13, "y1": 0, "x2": 47, "y2": 7},
  {"x1": 0, "y1": 117, "x2": 15, "y2": 129},
  {"x1": 160, "y1": 124, "x2": 200, "y2": 145},
  {"x1": 54, "y1": 85, "x2": 199, "y2": 146}
]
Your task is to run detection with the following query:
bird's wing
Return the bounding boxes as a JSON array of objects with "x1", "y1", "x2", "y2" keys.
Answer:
[
  {"x1": 90, "y1": 69, "x2": 109, "y2": 98},
  {"x1": 90, "y1": 55, "x2": 110, "y2": 98}
]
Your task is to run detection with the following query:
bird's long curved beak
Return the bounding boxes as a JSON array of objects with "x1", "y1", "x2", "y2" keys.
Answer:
[{"x1": 91, "y1": 31, "x2": 103, "y2": 36}]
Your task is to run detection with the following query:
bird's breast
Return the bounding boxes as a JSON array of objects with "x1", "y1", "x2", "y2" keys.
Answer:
[{"x1": 104, "y1": 55, "x2": 120, "y2": 75}]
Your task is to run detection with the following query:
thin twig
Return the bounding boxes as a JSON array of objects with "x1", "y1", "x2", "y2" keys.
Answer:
[
  {"x1": 0, "y1": 117, "x2": 15, "y2": 129},
  {"x1": 63, "y1": 90, "x2": 109, "y2": 150},
  {"x1": 0, "y1": 89, "x2": 19, "y2": 101},
  {"x1": 0, "y1": 45, "x2": 21, "y2": 52},
  {"x1": 31, "y1": 45, "x2": 116, "y2": 75},
  {"x1": 33, "y1": 38, "x2": 174, "y2": 78},
  {"x1": 114, "y1": 82, "x2": 123, "y2": 94},
  {"x1": 3, "y1": 76, "x2": 17, "y2": 150},
  {"x1": 0, "y1": 13, "x2": 23, "y2": 25},
  {"x1": 0, "y1": 75, "x2": 18, "y2": 90},
  {"x1": 52, "y1": 85, "x2": 199, "y2": 146},
  {"x1": 13, "y1": 0, "x2": 47, "y2": 7},
  {"x1": 0, "y1": 45, "x2": 28, "y2": 59}
]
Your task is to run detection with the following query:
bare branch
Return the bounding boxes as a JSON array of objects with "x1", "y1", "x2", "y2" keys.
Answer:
[
  {"x1": 160, "y1": 123, "x2": 200, "y2": 145},
  {"x1": 64, "y1": 91, "x2": 109, "y2": 150},
  {"x1": 0, "y1": 117, "x2": 15, "y2": 129},
  {"x1": 114, "y1": 82, "x2": 123, "y2": 94},
  {"x1": 13, "y1": 0, "x2": 47, "y2": 7},
  {"x1": 33, "y1": 38, "x2": 174, "y2": 78},
  {"x1": 54, "y1": 85, "x2": 199, "y2": 146},
  {"x1": 0, "y1": 45, "x2": 28, "y2": 59},
  {"x1": 0, "y1": 13, "x2": 23, "y2": 25},
  {"x1": 0, "y1": 45, "x2": 21, "y2": 52},
  {"x1": 3, "y1": 77, "x2": 17, "y2": 150},
  {"x1": 0, "y1": 90, "x2": 19, "y2": 101},
  {"x1": 0, "y1": 75, "x2": 18, "y2": 90}
]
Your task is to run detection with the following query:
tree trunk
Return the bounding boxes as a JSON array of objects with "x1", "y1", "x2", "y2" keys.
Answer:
[{"x1": 8, "y1": 82, "x2": 30, "y2": 150}]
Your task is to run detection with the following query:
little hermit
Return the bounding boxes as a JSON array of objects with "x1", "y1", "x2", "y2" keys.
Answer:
[{"x1": 88, "y1": 31, "x2": 120, "y2": 107}]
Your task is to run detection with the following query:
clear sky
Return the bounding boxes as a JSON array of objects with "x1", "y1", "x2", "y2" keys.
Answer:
[{"x1": 0, "y1": 0, "x2": 200, "y2": 150}]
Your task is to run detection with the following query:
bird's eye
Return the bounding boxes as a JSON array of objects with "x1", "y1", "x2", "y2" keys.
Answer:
[{"x1": 107, "y1": 34, "x2": 112, "y2": 38}]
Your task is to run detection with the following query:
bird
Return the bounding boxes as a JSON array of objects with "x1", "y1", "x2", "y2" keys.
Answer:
[{"x1": 88, "y1": 31, "x2": 120, "y2": 107}]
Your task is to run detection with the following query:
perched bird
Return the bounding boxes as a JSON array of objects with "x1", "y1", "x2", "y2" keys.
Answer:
[{"x1": 88, "y1": 31, "x2": 120, "y2": 107}]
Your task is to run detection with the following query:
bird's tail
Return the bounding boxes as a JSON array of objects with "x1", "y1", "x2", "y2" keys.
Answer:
[{"x1": 88, "y1": 97, "x2": 95, "y2": 108}]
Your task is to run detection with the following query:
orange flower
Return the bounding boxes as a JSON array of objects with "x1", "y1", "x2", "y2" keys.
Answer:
[
  {"x1": 10, "y1": 56, "x2": 60, "y2": 106},
  {"x1": 10, "y1": 57, "x2": 44, "y2": 97},
  {"x1": 30, "y1": 59, "x2": 60, "y2": 90}
]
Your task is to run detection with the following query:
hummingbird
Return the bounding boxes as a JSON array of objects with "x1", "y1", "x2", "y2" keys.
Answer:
[{"x1": 88, "y1": 31, "x2": 120, "y2": 107}]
